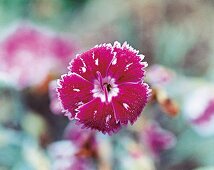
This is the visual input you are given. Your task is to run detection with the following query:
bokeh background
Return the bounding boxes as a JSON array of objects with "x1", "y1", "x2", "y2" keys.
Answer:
[{"x1": 0, "y1": 0, "x2": 214, "y2": 170}]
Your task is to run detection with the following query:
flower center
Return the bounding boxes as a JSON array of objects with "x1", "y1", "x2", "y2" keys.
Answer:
[
  {"x1": 103, "y1": 83, "x2": 112, "y2": 92},
  {"x1": 92, "y1": 71, "x2": 119, "y2": 103}
]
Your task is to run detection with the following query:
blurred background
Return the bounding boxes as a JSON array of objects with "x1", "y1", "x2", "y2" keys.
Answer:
[{"x1": 0, "y1": 0, "x2": 214, "y2": 170}]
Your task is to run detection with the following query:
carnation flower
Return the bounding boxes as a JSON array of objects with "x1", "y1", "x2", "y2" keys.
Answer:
[
  {"x1": 57, "y1": 42, "x2": 150, "y2": 134},
  {"x1": 0, "y1": 25, "x2": 76, "y2": 89}
]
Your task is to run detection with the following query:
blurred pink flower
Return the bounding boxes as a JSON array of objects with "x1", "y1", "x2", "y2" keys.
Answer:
[
  {"x1": 48, "y1": 141, "x2": 95, "y2": 170},
  {"x1": 64, "y1": 122, "x2": 97, "y2": 150},
  {"x1": 57, "y1": 42, "x2": 150, "y2": 134},
  {"x1": 141, "y1": 122, "x2": 176, "y2": 157},
  {"x1": 192, "y1": 99, "x2": 214, "y2": 125},
  {"x1": 184, "y1": 86, "x2": 214, "y2": 136},
  {"x1": 0, "y1": 25, "x2": 76, "y2": 89},
  {"x1": 147, "y1": 64, "x2": 174, "y2": 87}
]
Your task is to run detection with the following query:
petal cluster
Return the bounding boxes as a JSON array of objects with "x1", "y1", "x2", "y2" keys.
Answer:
[
  {"x1": 0, "y1": 25, "x2": 76, "y2": 88},
  {"x1": 57, "y1": 42, "x2": 151, "y2": 134}
]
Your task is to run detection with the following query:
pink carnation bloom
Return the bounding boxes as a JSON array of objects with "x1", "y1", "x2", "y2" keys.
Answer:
[
  {"x1": 57, "y1": 42, "x2": 150, "y2": 134},
  {"x1": 0, "y1": 25, "x2": 76, "y2": 89}
]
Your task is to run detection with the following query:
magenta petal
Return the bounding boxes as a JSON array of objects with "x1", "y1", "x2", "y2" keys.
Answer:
[
  {"x1": 57, "y1": 73, "x2": 93, "y2": 119},
  {"x1": 112, "y1": 83, "x2": 149, "y2": 125},
  {"x1": 76, "y1": 98, "x2": 120, "y2": 134},
  {"x1": 108, "y1": 42, "x2": 147, "y2": 84},
  {"x1": 69, "y1": 44, "x2": 114, "y2": 82},
  {"x1": 192, "y1": 99, "x2": 214, "y2": 124}
]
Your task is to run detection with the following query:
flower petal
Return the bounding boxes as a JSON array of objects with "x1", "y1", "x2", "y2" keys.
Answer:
[
  {"x1": 69, "y1": 44, "x2": 114, "y2": 82},
  {"x1": 108, "y1": 42, "x2": 147, "y2": 84},
  {"x1": 192, "y1": 99, "x2": 214, "y2": 124},
  {"x1": 76, "y1": 98, "x2": 120, "y2": 134},
  {"x1": 57, "y1": 73, "x2": 93, "y2": 119},
  {"x1": 112, "y1": 83, "x2": 150, "y2": 125}
]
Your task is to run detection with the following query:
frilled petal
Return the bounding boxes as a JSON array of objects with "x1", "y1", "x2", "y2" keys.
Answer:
[
  {"x1": 107, "y1": 42, "x2": 147, "y2": 84},
  {"x1": 112, "y1": 83, "x2": 149, "y2": 125},
  {"x1": 69, "y1": 44, "x2": 114, "y2": 82},
  {"x1": 76, "y1": 98, "x2": 120, "y2": 134},
  {"x1": 57, "y1": 73, "x2": 94, "y2": 118}
]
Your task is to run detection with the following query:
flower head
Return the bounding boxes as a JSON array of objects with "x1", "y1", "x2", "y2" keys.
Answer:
[
  {"x1": 0, "y1": 25, "x2": 76, "y2": 89},
  {"x1": 57, "y1": 42, "x2": 150, "y2": 134}
]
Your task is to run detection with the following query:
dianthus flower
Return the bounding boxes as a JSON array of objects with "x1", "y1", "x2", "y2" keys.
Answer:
[
  {"x1": 0, "y1": 25, "x2": 76, "y2": 89},
  {"x1": 57, "y1": 42, "x2": 150, "y2": 134}
]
